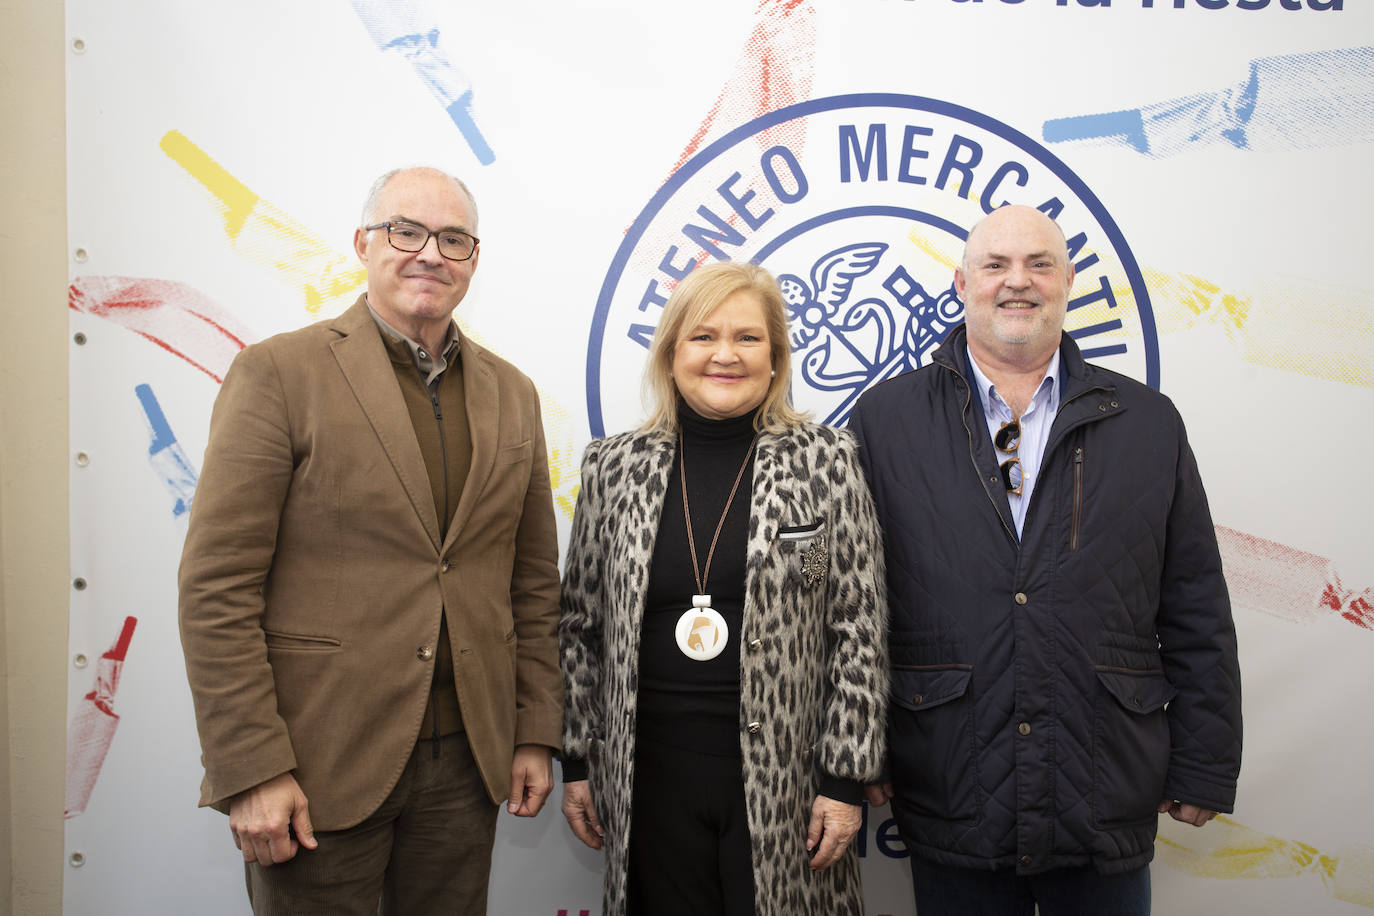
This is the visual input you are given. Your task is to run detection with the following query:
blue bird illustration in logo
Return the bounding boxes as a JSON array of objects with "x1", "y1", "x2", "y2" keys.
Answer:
[
  {"x1": 778, "y1": 243, "x2": 888, "y2": 350},
  {"x1": 773, "y1": 241, "x2": 964, "y2": 425}
]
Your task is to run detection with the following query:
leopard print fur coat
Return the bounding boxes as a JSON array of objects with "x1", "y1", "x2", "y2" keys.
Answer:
[{"x1": 560, "y1": 422, "x2": 888, "y2": 915}]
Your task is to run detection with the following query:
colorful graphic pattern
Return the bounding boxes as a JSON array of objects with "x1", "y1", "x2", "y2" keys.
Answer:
[
  {"x1": 161, "y1": 130, "x2": 367, "y2": 316},
  {"x1": 68, "y1": 276, "x2": 253, "y2": 383},
  {"x1": 1217, "y1": 526, "x2": 1372, "y2": 631},
  {"x1": 64, "y1": 617, "x2": 138, "y2": 819},
  {"x1": 667, "y1": 0, "x2": 816, "y2": 175},
  {"x1": 1146, "y1": 269, "x2": 1373, "y2": 389},
  {"x1": 1158, "y1": 817, "x2": 1374, "y2": 908},
  {"x1": 134, "y1": 383, "x2": 200, "y2": 518},
  {"x1": 350, "y1": 0, "x2": 496, "y2": 165},
  {"x1": 1044, "y1": 47, "x2": 1374, "y2": 156}
]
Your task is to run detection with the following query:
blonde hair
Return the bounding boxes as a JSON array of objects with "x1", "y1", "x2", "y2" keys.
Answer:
[{"x1": 641, "y1": 260, "x2": 808, "y2": 435}]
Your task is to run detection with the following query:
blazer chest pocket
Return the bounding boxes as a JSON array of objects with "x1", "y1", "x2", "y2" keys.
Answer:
[
  {"x1": 777, "y1": 520, "x2": 825, "y2": 541},
  {"x1": 777, "y1": 519, "x2": 828, "y2": 589},
  {"x1": 478, "y1": 441, "x2": 534, "y2": 524},
  {"x1": 495, "y1": 439, "x2": 532, "y2": 467}
]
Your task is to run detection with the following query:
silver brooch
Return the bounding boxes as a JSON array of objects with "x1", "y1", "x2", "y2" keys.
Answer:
[{"x1": 800, "y1": 537, "x2": 828, "y2": 587}]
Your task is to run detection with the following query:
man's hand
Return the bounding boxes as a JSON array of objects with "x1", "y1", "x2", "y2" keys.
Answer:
[
  {"x1": 1158, "y1": 799, "x2": 1219, "y2": 827},
  {"x1": 229, "y1": 772, "x2": 317, "y2": 866},
  {"x1": 508, "y1": 744, "x2": 554, "y2": 816},
  {"x1": 806, "y1": 796, "x2": 863, "y2": 871},
  {"x1": 864, "y1": 782, "x2": 894, "y2": 808},
  {"x1": 560, "y1": 780, "x2": 605, "y2": 850}
]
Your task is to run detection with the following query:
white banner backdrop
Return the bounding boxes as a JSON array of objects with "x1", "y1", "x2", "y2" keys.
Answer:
[{"x1": 64, "y1": 1, "x2": 1372, "y2": 913}]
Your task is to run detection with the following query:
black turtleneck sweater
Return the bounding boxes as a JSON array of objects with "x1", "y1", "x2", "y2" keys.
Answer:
[{"x1": 634, "y1": 404, "x2": 758, "y2": 757}]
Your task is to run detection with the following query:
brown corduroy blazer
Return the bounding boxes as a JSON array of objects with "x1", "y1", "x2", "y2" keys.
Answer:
[{"x1": 178, "y1": 296, "x2": 563, "y2": 830}]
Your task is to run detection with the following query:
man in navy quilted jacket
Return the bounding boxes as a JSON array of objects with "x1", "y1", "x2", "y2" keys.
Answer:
[{"x1": 850, "y1": 205, "x2": 1241, "y2": 915}]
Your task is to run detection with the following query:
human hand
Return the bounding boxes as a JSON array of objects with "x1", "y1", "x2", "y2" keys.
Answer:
[
  {"x1": 1158, "y1": 799, "x2": 1219, "y2": 827},
  {"x1": 864, "y1": 782, "x2": 894, "y2": 808},
  {"x1": 561, "y1": 780, "x2": 605, "y2": 850},
  {"x1": 806, "y1": 795, "x2": 863, "y2": 871},
  {"x1": 508, "y1": 744, "x2": 554, "y2": 816},
  {"x1": 229, "y1": 772, "x2": 317, "y2": 866}
]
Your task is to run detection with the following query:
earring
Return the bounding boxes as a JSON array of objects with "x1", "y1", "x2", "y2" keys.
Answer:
[{"x1": 771, "y1": 369, "x2": 776, "y2": 378}]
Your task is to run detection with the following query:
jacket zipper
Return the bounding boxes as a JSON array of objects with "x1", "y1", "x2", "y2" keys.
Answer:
[
  {"x1": 1070, "y1": 446, "x2": 1083, "y2": 552},
  {"x1": 945, "y1": 358, "x2": 1110, "y2": 548},
  {"x1": 429, "y1": 384, "x2": 448, "y2": 757},
  {"x1": 952, "y1": 367, "x2": 1017, "y2": 544}
]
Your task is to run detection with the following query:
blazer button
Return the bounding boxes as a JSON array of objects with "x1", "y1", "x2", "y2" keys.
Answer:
[
  {"x1": 1014, "y1": 592, "x2": 1028, "y2": 606},
  {"x1": 1020, "y1": 855, "x2": 1032, "y2": 867},
  {"x1": 748, "y1": 638, "x2": 762, "y2": 652},
  {"x1": 417, "y1": 645, "x2": 434, "y2": 661},
  {"x1": 441, "y1": 560, "x2": 452, "y2": 573},
  {"x1": 746, "y1": 722, "x2": 762, "y2": 735},
  {"x1": 1018, "y1": 722, "x2": 1031, "y2": 736},
  {"x1": 911, "y1": 694, "x2": 923, "y2": 705}
]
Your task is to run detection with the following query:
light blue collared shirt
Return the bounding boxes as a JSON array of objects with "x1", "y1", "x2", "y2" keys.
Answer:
[{"x1": 967, "y1": 346, "x2": 1060, "y2": 537}]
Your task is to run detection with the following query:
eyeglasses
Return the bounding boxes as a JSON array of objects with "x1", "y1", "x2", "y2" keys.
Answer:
[
  {"x1": 995, "y1": 419, "x2": 1022, "y2": 496},
  {"x1": 365, "y1": 219, "x2": 479, "y2": 262}
]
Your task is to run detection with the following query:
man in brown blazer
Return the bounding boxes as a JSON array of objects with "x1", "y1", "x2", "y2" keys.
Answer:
[{"x1": 179, "y1": 166, "x2": 563, "y2": 915}]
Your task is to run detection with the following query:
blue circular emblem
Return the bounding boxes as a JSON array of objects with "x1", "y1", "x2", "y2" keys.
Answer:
[{"x1": 588, "y1": 93, "x2": 1157, "y2": 437}]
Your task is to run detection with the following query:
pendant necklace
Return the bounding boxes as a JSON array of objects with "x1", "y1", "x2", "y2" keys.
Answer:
[{"x1": 674, "y1": 434, "x2": 756, "y2": 662}]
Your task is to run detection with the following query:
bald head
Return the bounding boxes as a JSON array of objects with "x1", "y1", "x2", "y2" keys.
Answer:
[
  {"x1": 961, "y1": 205, "x2": 1068, "y2": 272},
  {"x1": 955, "y1": 205, "x2": 1075, "y2": 372},
  {"x1": 360, "y1": 167, "x2": 478, "y2": 231}
]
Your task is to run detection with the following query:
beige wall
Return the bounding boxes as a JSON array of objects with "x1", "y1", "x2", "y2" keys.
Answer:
[{"x1": 1, "y1": 0, "x2": 70, "y2": 913}]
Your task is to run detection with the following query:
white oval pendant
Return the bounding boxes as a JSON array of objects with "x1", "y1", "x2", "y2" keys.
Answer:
[{"x1": 675, "y1": 596, "x2": 728, "y2": 661}]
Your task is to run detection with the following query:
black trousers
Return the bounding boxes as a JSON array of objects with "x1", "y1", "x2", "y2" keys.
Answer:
[{"x1": 626, "y1": 735, "x2": 756, "y2": 916}]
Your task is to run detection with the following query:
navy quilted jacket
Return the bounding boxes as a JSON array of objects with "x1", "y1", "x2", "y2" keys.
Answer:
[{"x1": 850, "y1": 326, "x2": 1242, "y2": 875}]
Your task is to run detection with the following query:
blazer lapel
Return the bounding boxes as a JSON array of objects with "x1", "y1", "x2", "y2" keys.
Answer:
[
  {"x1": 746, "y1": 431, "x2": 791, "y2": 590},
  {"x1": 330, "y1": 299, "x2": 443, "y2": 550},
  {"x1": 444, "y1": 335, "x2": 498, "y2": 551},
  {"x1": 624, "y1": 434, "x2": 676, "y2": 629}
]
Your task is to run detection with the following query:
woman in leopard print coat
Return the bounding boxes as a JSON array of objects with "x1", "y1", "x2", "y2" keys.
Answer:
[{"x1": 559, "y1": 261, "x2": 888, "y2": 915}]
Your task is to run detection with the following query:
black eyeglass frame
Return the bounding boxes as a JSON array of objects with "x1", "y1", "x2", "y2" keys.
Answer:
[{"x1": 364, "y1": 219, "x2": 480, "y2": 262}]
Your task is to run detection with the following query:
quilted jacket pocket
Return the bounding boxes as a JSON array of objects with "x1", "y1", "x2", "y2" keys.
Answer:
[
  {"x1": 889, "y1": 665, "x2": 979, "y2": 822},
  {"x1": 1093, "y1": 651, "x2": 1177, "y2": 827}
]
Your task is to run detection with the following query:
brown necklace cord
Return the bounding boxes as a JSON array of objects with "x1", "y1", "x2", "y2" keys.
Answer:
[{"x1": 680, "y1": 435, "x2": 758, "y2": 598}]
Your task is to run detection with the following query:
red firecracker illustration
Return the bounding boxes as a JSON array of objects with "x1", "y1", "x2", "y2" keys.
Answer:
[
  {"x1": 69, "y1": 276, "x2": 253, "y2": 383},
  {"x1": 65, "y1": 616, "x2": 138, "y2": 818},
  {"x1": 1216, "y1": 527, "x2": 1372, "y2": 631}
]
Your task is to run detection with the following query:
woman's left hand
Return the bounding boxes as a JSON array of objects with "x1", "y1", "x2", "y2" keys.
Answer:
[{"x1": 805, "y1": 795, "x2": 862, "y2": 871}]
